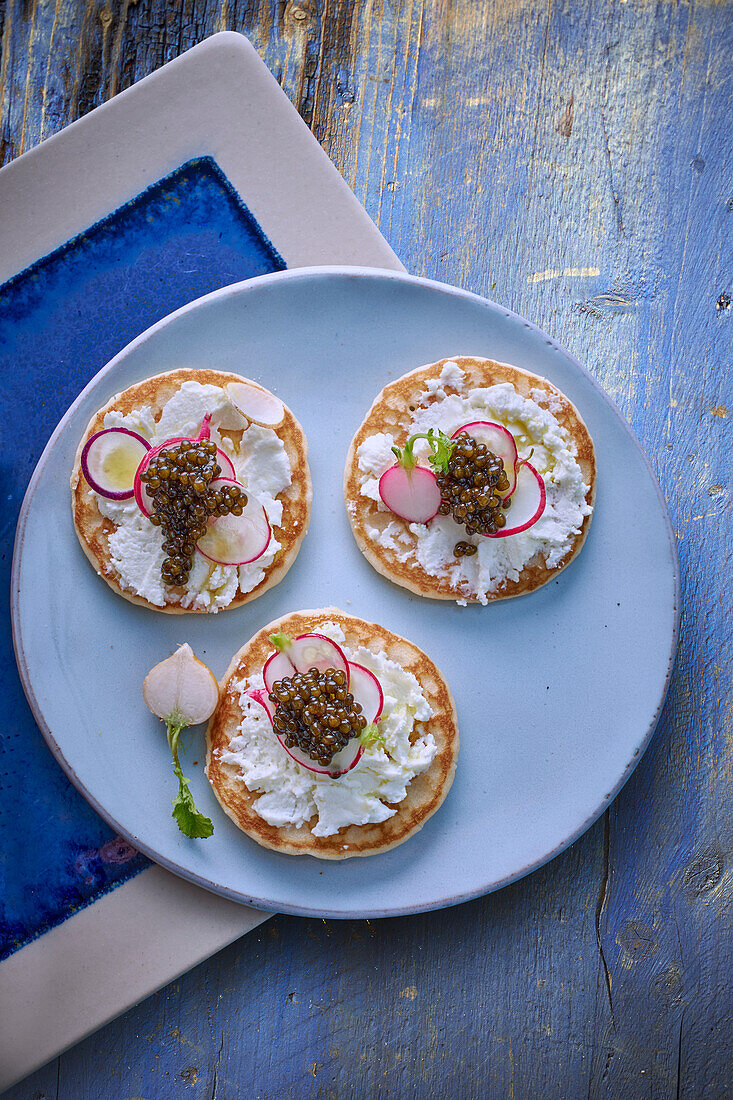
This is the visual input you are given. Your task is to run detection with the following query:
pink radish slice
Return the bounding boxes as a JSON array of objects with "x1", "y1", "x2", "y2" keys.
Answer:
[
  {"x1": 197, "y1": 486, "x2": 271, "y2": 565},
  {"x1": 214, "y1": 449, "x2": 236, "y2": 479},
  {"x1": 347, "y1": 661, "x2": 384, "y2": 723},
  {"x1": 81, "y1": 428, "x2": 150, "y2": 500},
  {"x1": 279, "y1": 735, "x2": 364, "y2": 778},
  {"x1": 289, "y1": 633, "x2": 350, "y2": 679},
  {"x1": 452, "y1": 422, "x2": 518, "y2": 497},
  {"x1": 485, "y1": 460, "x2": 546, "y2": 538},
  {"x1": 263, "y1": 649, "x2": 297, "y2": 692},
  {"x1": 248, "y1": 690, "x2": 363, "y2": 777},
  {"x1": 378, "y1": 464, "x2": 441, "y2": 523},
  {"x1": 226, "y1": 381, "x2": 285, "y2": 427}
]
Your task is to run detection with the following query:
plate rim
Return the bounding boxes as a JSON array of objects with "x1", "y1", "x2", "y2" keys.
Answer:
[{"x1": 11, "y1": 265, "x2": 681, "y2": 918}]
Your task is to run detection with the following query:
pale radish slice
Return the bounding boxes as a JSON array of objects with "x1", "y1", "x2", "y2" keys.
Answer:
[
  {"x1": 143, "y1": 643, "x2": 219, "y2": 726},
  {"x1": 485, "y1": 460, "x2": 546, "y2": 538},
  {"x1": 263, "y1": 649, "x2": 297, "y2": 692},
  {"x1": 226, "y1": 381, "x2": 285, "y2": 427},
  {"x1": 347, "y1": 661, "x2": 384, "y2": 723},
  {"x1": 81, "y1": 428, "x2": 150, "y2": 500},
  {"x1": 197, "y1": 494, "x2": 271, "y2": 566},
  {"x1": 378, "y1": 463, "x2": 441, "y2": 523},
  {"x1": 289, "y1": 633, "x2": 350, "y2": 678},
  {"x1": 452, "y1": 421, "x2": 518, "y2": 497},
  {"x1": 248, "y1": 691, "x2": 363, "y2": 777}
]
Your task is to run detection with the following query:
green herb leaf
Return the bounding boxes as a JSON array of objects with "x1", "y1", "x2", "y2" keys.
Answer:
[
  {"x1": 392, "y1": 429, "x2": 455, "y2": 475},
  {"x1": 166, "y1": 720, "x2": 214, "y2": 839},
  {"x1": 171, "y1": 764, "x2": 214, "y2": 839},
  {"x1": 360, "y1": 721, "x2": 386, "y2": 748},
  {"x1": 425, "y1": 429, "x2": 455, "y2": 474},
  {"x1": 269, "y1": 631, "x2": 293, "y2": 653}
]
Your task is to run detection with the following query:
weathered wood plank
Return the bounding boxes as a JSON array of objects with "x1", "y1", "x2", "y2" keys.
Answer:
[{"x1": 1, "y1": 0, "x2": 731, "y2": 1097}]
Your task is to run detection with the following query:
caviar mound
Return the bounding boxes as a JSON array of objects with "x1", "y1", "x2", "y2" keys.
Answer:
[
  {"x1": 437, "y1": 431, "x2": 511, "y2": 554},
  {"x1": 70, "y1": 368, "x2": 312, "y2": 614},
  {"x1": 343, "y1": 355, "x2": 596, "y2": 603},
  {"x1": 271, "y1": 668, "x2": 367, "y2": 766},
  {"x1": 206, "y1": 608, "x2": 459, "y2": 860},
  {"x1": 142, "y1": 437, "x2": 246, "y2": 585}
]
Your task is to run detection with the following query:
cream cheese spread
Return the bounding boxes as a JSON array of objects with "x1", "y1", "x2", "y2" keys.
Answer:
[
  {"x1": 356, "y1": 361, "x2": 593, "y2": 604},
  {"x1": 95, "y1": 380, "x2": 292, "y2": 610},
  {"x1": 215, "y1": 623, "x2": 437, "y2": 837}
]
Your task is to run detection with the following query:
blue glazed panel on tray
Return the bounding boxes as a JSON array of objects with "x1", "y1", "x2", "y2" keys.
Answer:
[{"x1": 0, "y1": 157, "x2": 285, "y2": 961}]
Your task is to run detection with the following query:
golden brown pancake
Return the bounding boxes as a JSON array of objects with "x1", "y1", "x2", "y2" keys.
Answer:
[
  {"x1": 71, "y1": 368, "x2": 311, "y2": 612},
  {"x1": 344, "y1": 355, "x2": 596, "y2": 603},
  {"x1": 206, "y1": 608, "x2": 459, "y2": 859}
]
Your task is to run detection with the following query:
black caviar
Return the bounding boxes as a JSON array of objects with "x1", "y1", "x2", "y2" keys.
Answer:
[
  {"x1": 139, "y1": 438, "x2": 246, "y2": 586},
  {"x1": 269, "y1": 668, "x2": 367, "y2": 767},
  {"x1": 435, "y1": 432, "x2": 511, "y2": 557}
]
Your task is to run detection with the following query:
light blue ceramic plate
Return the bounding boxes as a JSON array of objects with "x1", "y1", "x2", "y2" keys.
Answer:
[{"x1": 12, "y1": 268, "x2": 679, "y2": 918}]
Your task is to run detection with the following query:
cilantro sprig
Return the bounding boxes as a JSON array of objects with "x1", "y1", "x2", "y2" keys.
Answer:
[
  {"x1": 166, "y1": 718, "x2": 214, "y2": 839},
  {"x1": 391, "y1": 429, "x2": 456, "y2": 474},
  {"x1": 360, "y1": 718, "x2": 387, "y2": 749}
]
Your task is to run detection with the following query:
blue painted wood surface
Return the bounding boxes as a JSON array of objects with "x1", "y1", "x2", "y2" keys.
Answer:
[{"x1": 1, "y1": 1, "x2": 731, "y2": 1097}]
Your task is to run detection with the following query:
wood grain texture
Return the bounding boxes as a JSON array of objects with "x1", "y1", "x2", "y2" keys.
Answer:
[{"x1": 2, "y1": 1, "x2": 731, "y2": 1097}]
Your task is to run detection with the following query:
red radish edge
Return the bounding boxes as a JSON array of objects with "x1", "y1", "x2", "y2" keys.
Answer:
[
  {"x1": 347, "y1": 661, "x2": 384, "y2": 723},
  {"x1": 451, "y1": 421, "x2": 518, "y2": 497},
  {"x1": 80, "y1": 428, "x2": 150, "y2": 500},
  {"x1": 289, "y1": 633, "x2": 350, "y2": 679},
  {"x1": 248, "y1": 689, "x2": 274, "y2": 718},
  {"x1": 484, "y1": 460, "x2": 546, "y2": 538},
  {"x1": 248, "y1": 689, "x2": 364, "y2": 777},
  {"x1": 378, "y1": 463, "x2": 442, "y2": 523},
  {"x1": 263, "y1": 649, "x2": 297, "y2": 692}
]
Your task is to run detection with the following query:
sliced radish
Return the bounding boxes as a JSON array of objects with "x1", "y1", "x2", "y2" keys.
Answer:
[
  {"x1": 452, "y1": 422, "x2": 518, "y2": 497},
  {"x1": 347, "y1": 661, "x2": 384, "y2": 724},
  {"x1": 248, "y1": 689, "x2": 364, "y2": 777},
  {"x1": 214, "y1": 449, "x2": 237, "y2": 480},
  {"x1": 81, "y1": 428, "x2": 150, "y2": 500},
  {"x1": 289, "y1": 633, "x2": 350, "y2": 678},
  {"x1": 197, "y1": 487, "x2": 271, "y2": 565},
  {"x1": 379, "y1": 464, "x2": 441, "y2": 523},
  {"x1": 485, "y1": 460, "x2": 546, "y2": 538},
  {"x1": 285, "y1": 738, "x2": 363, "y2": 778},
  {"x1": 226, "y1": 381, "x2": 285, "y2": 428},
  {"x1": 263, "y1": 649, "x2": 297, "y2": 692}
]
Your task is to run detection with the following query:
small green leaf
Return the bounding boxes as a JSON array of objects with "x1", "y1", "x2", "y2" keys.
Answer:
[
  {"x1": 425, "y1": 429, "x2": 456, "y2": 474},
  {"x1": 171, "y1": 763, "x2": 214, "y2": 839},
  {"x1": 392, "y1": 429, "x2": 455, "y2": 475},
  {"x1": 269, "y1": 632, "x2": 293, "y2": 653},
  {"x1": 165, "y1": 719, "x2": 213, "y2": 839},
  {"x1": 360, "y1": 721, "x2": 386, "y2": 748}
]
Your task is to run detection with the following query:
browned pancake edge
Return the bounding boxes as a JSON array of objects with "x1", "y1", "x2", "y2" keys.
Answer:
[
  {"x1": 343, "y1": 355, "x2": 596, "y2": 602},
  {"x1": 70, "y1": 368, "x2": 312, "y2": 613},
  {"x1": 205, "y1": 608, "x2": 459, "y2": 859}
]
